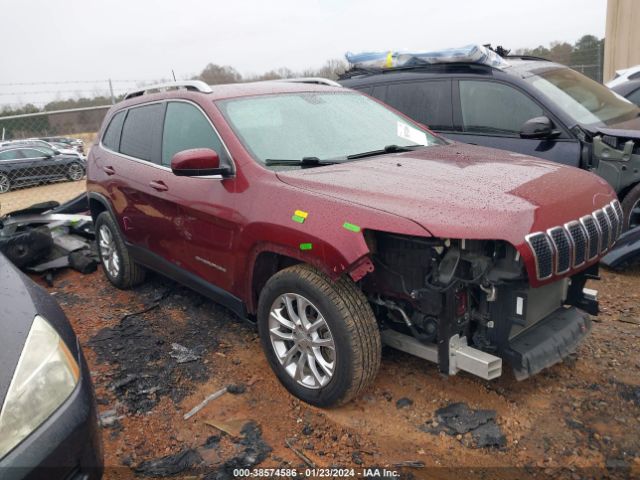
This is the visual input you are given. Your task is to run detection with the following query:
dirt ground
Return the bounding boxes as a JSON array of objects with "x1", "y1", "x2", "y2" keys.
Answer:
[{"x1": 31, "y1": 263, "x2": 640, "y2": 479}]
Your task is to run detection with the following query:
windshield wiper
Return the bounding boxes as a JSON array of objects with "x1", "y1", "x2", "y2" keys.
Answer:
[
  {"x1": 264, "y1": 157, "x2": 341, "y2": 168},
  {"x1": 346, "y1": 144, "x2": 426, "y2": 160}
]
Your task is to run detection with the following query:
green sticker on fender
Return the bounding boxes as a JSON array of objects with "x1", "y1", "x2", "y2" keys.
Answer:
[
  {"x1": 342, "y1": 222, "x2": 361, "y2": 233},
  {"x1": 299, "y1": 243, "x2": 313, "y2": 250}
]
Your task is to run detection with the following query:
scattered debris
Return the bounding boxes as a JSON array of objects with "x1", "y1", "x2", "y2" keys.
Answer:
[
  {"x1": 135, "y1": 448, "x2": 203, "y2": 477},
  {"x1": 396, "y1": 397, "x2": 413, "y2": 409},
  {"x1": 420, "y1": 402, "x2": 506, "y2": 449},
  {"x1": 284, "y1": 437, "x2": 315, "y2": 468},
  {"x1": 203, "y1": 435, "x2": 221, "y2": 449},
  {"x1": 226, "y1": 383, "x2": 246, "y2": 395},
  {"x1": 184, "y1": 386, "x2": 229, "y2": 420},
  {"x1": 170, "y1": 343, "x2": 201, "y2": 364},
  {"x1": 205, "y1": 419, "x2": 249, "y2": 438},
  {"x1": 98, "y1": 409, "x2": 124, "y2": 428},
  {"x1": 68, "y1": 249, "x2": 99, "y2": 274},
  {"x1": 207, "y1": 422, "x2": 272, "y2": 480},
  {"x1": 0, "y1": 195, "x2": 96, "y2": 273}
]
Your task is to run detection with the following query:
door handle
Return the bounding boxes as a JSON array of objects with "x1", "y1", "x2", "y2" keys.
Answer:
[
  {"x1": 102, "y1": 166, "x2": 116, "y2": 175},
  {"x1": 149, "y1": 180, "x2": 169, "y2": 192}
]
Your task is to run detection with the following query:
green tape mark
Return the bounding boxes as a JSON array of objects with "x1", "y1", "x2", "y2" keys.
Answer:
[
  {"x1": 342, "y1": 222, "x2": 361, "y2": 233},
  {"x1": 292, "y1": 214, "x2": 305, "y2": 224},
  {"x1": 299, "y1": 242, "x2": 313, "y2": 251}
]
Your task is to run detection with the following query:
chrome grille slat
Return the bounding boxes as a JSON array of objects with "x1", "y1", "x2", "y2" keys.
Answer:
[
  {"x1": 526, "y1": 201, "x2": 622, "y2": 281},
  {"x1": 604, "y1": 205, "x2": 618, "y2": 246},
  {"x1": 525, "y1": 233, "x2": 553, "y2": 280},
  {"x1": 547, "y1": 227, "x2": 571, "y2": 274},
  {"x1": 594, "y1": 209, "x2": 610, "y2": 253},
  {"x1": 580, "y1": 215, "x2": 600, "y2": 260},
  {"x1": 565, "y1": 221, "x2": 587, "y2": 268}
]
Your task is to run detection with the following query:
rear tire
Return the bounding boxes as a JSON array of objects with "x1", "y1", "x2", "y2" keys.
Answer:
[
  {"x1": 95, "y1": 211, "x2": 146, "y2": 289},
  {"x1": 0, "y1": 173, "x2": 11, "y2": 193},
  {"x1": 257, "y1": 264, "x2": 381, "y2": 407}
]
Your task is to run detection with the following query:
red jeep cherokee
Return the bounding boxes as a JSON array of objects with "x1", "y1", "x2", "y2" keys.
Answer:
[{"x1": 87, "y1": 79, "x2": 621, "y2": 407}]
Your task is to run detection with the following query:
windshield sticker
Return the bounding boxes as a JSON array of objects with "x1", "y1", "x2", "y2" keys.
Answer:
[{"x1": 397, "y1": 122, "x2": 428, "y2": 146}]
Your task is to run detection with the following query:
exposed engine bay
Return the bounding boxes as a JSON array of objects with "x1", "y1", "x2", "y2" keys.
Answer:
[{"x1": 361, "y1": 231, "x2": 597, "y2": 380}]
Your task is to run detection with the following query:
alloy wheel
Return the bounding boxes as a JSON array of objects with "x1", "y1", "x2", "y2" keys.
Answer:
[
  {"x1": 98, "y1": 225, "x2": 120, "y2": 278},
  {"x1": 268, "y1": 293, "x2": 336, "y2": 389},
  {"x1": 68, "y1": 163, "x2": 84, "y2": 181},
  {"x1": 0, "y1": 174, "x2": 10, "y2": 193}
]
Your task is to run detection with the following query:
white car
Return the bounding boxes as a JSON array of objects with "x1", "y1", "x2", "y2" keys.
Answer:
[{"x1": 606, "y1": 65, "x2": 640, "y2": 89}]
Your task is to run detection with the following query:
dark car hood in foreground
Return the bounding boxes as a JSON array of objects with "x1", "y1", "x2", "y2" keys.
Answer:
[
  {"x1": 0, "y1": 254, "x2": 78, "y2": 404},
  {"x1": 277, "y1": 143, "x2": 616, "y2": 247},
  {"x1": 0, "y1": 255, "x2": 36, "y2": 402}
]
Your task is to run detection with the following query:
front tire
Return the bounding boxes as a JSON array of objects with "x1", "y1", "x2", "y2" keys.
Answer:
[
  {"x1": 94, "y1": 211, "x2": 146, "y2": 289},
  {"x1": 257, "y1": 264, "x2": 381, "y2": 407},
  {"x1": 621, "y1": 183, "x2": 640, "y2": 231}
]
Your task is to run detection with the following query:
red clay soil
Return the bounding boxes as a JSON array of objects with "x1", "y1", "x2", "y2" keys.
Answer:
[{"x1": 32, "y1": 265, "x2": 640, "y2": 479}]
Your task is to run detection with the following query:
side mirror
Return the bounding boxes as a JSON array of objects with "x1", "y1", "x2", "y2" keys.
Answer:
[
  {"x1": 170, "y1": 148, "x2": 230, "y2": 177},
  {"x1": 519, "y1": 116, "x2": 558, "y2": 139}
]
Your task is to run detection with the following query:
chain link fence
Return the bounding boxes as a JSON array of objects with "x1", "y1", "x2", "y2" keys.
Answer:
[{"x1": 0, "y1": 106, "x2": 109, "y2": 215}]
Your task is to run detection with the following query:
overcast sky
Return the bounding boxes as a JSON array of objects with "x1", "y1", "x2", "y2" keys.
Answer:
[{"x1": 1, "y1": 0, "x2": 606, "y2": 107}]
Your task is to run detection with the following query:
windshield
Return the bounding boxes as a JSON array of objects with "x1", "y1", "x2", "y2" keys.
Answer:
[
  {"x1": 217, "y1": 92, "x2": 444, "y2": 167},
  {"x1": 525, "y1": 66, "x2": 640, "y2": 127}
]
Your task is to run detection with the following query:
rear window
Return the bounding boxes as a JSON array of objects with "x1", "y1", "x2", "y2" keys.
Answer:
[
  {"x1": 102, "y1": 110, "x2": 126, "y2": 151},
  {"x1": 120, "y1": 104, "x2": 165, "y2": 163}
]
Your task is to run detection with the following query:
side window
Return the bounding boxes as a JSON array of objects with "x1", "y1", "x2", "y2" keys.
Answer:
[
  {"x1": 459, "y1": 80, "x2": 543, "y2": 135},
  {"x1": 385, "y1": 81, "x2": 453, "y2": 130},
  {"x1": 0, "y1": 150, "x2": 21, "y2": 160},
  {"x1": 20, "y1": 149, "x2": 46, "y2": 159},
  {"x1": 161, "y1": 102, "x2": 227, "y2": 167},
  {"x1": 627, "y1": 88, "x2": 640, "y2": 106},
  {"x1": 102, "y1": 110, "x2": 126, "y2": 151},
  {"x1": 120, "y1": 103, "x2": 165, "y2": 163}
]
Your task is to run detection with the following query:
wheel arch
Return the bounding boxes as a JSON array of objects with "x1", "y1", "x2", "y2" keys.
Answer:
[{"x1": 245, "y1": 241, "x2": 374, "y2": 315}]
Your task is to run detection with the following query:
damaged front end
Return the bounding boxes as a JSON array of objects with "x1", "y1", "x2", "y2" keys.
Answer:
[
  {"x1": 360, "y1": 220, "x2": 615, "y2": 381},
  {"x1": 591, "y1": 132, "x2": 640, "y2": 196}
]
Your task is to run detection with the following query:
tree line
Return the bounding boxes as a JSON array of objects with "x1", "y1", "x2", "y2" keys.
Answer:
[{"x1": 1, "y1": 35, "x2": 604, "y2": 118}]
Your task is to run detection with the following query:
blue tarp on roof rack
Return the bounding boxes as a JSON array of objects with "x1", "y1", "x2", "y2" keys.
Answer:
[{"x1": 345, "y1": 44, "x2": 509, "y2": 70}]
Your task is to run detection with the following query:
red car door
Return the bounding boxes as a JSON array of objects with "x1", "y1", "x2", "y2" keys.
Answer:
[{"x1": 160, "y1": 100, "x2": 238, "y2": 290}]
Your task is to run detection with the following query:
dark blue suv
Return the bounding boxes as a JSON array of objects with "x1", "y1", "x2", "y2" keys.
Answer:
[{"x1": 340, "y1": 56, "x2": 640, "y2": 230}]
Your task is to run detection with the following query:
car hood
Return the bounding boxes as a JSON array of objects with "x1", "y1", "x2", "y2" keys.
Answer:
[
  {"x1": 0, "y1": 254, "x2": 37, "y2": 402},
  {"x1": 0, "y1": 254, "x2": 79, "y2": 403},
  {"x1": 276, "y1": 143, "x2": 616, "y2": 247}
]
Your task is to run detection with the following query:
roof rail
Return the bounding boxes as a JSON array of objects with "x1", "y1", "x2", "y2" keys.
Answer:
[
  {"x1": 124, "y1": 80, "x2": 212, "y2": 100},
  {"x1": 278, "y1": 77, "x2": 341, "y2": 87}
]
